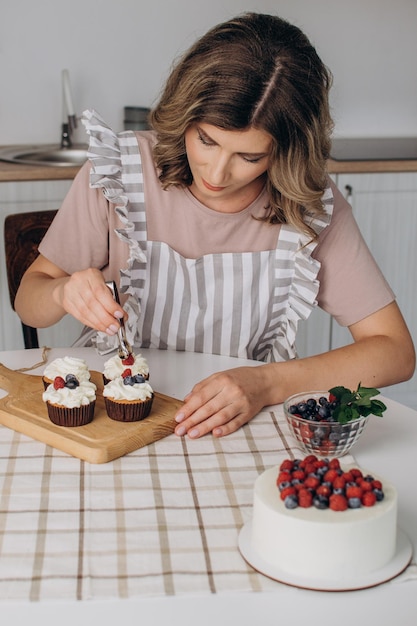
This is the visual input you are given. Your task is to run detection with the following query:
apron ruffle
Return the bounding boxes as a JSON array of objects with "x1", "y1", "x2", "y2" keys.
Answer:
[
  {"x1": 80, "y1": 109, "x2": 145, "y2": 354},
  {"x1": 267, "y1": 185, "x2": 333, "y2": 362},
  {"x1": 81, "y1": 109, "x2": 146, "y2": 268}
]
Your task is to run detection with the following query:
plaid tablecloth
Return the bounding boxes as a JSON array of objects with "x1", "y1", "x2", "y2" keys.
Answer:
[
  {"x1": 0, "y1": 405, "x2": 414, "y2": 602},
  {"x1": 0, "y1": 405, "x2": 307, "y2": 601}
]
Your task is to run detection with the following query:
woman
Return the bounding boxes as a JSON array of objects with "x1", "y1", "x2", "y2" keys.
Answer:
[{"x1": 15, "y1": 13, "x2": 415, "y2": 439}]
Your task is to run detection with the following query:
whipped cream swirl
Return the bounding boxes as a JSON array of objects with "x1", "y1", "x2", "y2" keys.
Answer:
[
  {"x1": 103, "y1": 377, "x2": 153, "y2": 401},
  {"x1": 43, "y1": 357, "x2": 91, "y2": 382},
  {"x1": 43, "y1": 380, "x2": 97, "y2": 408}
]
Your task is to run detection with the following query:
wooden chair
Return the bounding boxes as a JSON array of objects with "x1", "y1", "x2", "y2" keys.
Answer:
[{"x1": 4, "y1": 209, "x2": 57, "y2": 349}]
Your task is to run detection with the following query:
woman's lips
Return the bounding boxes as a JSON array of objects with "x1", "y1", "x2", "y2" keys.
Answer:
[{"x1": 202, "y1": 179, "x2": 226, "y2": 192}]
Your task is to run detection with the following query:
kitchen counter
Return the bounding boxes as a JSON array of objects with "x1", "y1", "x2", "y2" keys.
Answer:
[
  {"x1": 1, "y1": 138, "x2": 417, "y2": 181},
  {"x1": 0, "y1": 159, "x2": 80, "y2": 182},
  {"x1": 327, "y1": 157, "x2": 417, "y2": 174},
  {"x1": 328, "y1": 137, "x2": 417, "y2": 174}
]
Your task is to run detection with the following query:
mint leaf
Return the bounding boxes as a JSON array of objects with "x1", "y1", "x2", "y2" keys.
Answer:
[{"x1": 328, "y1": 383, "x2": 386, "y2": 423}]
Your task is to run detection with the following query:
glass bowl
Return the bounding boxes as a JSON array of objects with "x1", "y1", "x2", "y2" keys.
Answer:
[{"x1": 283, "y1": 391, "x2": 370, "y2": 458}]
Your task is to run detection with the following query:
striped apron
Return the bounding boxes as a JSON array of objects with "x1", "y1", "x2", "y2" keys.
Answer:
[{"x1": 81, "y1": 109, "x2": 333, "y2": 362}]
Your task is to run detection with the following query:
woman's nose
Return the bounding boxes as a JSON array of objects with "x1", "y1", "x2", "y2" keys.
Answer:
[{"x1": 207, "y1": 153, "x2": 230, "y2": 184}]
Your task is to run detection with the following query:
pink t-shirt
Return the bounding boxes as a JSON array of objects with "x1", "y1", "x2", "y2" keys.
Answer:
[{"x1": 39, "y1": 131, "x2": 394, "y2": 328}]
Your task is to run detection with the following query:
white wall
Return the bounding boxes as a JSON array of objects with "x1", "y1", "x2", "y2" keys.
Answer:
[{"x1": 1, "y1": 0, "x2": 417, "y2": 145}]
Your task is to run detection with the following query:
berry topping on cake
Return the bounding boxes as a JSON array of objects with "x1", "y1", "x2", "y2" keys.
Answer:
[
  {"x1": 121, "y1": 354, "x2": 135, "y2": 366},
  {"x1": 123, "y1": 373, "x2": 146, "y2": 386},
  {"x1": 53, "y1": 376, "x2": 66, "y2": 390},
  {"x1": 278, "y1": 455, "x2": 385, "y2": 512},
  {"x1": 53, "y1": 374, "x2": 80, "y2": 390},
  {"x1": 121, "y1": 368, "x2": 132, "y2": 378}
]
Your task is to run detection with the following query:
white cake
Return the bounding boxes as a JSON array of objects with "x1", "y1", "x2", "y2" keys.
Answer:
[{"x1": 251, "y1": 462, "x2": 397, "y2": 581}]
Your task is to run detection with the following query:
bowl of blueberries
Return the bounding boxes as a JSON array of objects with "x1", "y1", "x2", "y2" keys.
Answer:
[{"x1": 283, "y1": 385, "x2": 386, "y2": 458}]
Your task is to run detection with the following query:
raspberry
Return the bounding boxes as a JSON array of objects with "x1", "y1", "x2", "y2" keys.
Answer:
[
  {"x1": 280, "y1": 486, "x2": 297, "y2": 501},
  {"x1": 298, "y1": 489, "x2": 313, "y2": 508},
  {"x1": 53, "y1": 376, "x2": 66, "y2": 389},
  {"x1": 292, "y1": 469, "x2": 306, "y2": 481},
  {"x1": 323, "y1": 469, "x2": 339, "y2": 484},
  {"x1": 277, "y1": 471, "x2": 291, "y2": 485},
  {"x1": 303, "y1": 455, "x2": 319, "y2": 465},
  {"x1": 358, "y1": 479, "x2": 373, "y2": 492},
  {"x1": 346, "y1": 485, "x2": 363, "y2": 499},
  {"x1": 316, "y1": 484, "x2": 332, "y2": 498},
  {"x1": 304, "y1": 476, "x2": 320, "y2": 490},
  {"x1": 121, "y1": 368, "x2": 132, "y2": 379},
  {"x1": 279, "y1": 459, "x2": 294, "y2": 472},
  {"x1": 350, "y1": 468, "x2": 363, "y2": 480},
  {"x1": 121, "y1": 354, "x2": 135, "y2": 366},
  {"x1": 372, "y1": 479, "x2": 383, "y2": 490},
  {"x1": 328, "y1": 459, "x2": 341, "y2": 470},
  {"x1": 299, "y1": 424, "x2": 313, "y2": 442},
  {"x1": 329, "y1": 494, "x2": 348, "y2": 511},
  {"x1": 362, "y1": 491, "x2": 377, "y2": 507},
  {"x1": 333, "y1": 476, "x2": 346, "y2": 490}
]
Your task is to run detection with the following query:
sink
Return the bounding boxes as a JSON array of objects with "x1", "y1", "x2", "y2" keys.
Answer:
[{"x1": 0, "y1": 143, "x2": 88, "y2": 167}]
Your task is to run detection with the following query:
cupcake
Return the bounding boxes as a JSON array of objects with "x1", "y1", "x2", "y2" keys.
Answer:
[
  {"x1": 103, "y1": 373, "x2": 154, "y2": 422},
  {"x1": 102, "y1": 352, "x2": 149, "y2": 385},
  {"x1": 42, "y1": 356, "x2": 91, "y2": 390},
  {"x1": 42, "y1": 374, "x2": 97, "y2": 427}
]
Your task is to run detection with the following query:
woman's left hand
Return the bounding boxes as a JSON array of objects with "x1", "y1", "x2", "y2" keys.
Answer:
[{"x1": 174, "y1": 366, "x2": 267, "y2": 438}]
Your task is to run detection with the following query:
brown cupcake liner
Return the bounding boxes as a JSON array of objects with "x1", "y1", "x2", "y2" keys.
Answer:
[
  {"x1": 104, "y1": 396, "x2": 153, "y2": 422},
  {"x1": 46, "y1": 401, "x2": 95, "y2": 427},
  {"x1": 42, "y1": 376, "x2": 53, "y2": 390}
]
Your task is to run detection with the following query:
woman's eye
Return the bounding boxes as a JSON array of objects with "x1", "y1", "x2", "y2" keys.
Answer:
[
  {"x1": 243, "y1": 156, "x2": 262, "y2": 164},
  {"x1": 197, "y1": 131, "x2": 213, "y2": 146}
]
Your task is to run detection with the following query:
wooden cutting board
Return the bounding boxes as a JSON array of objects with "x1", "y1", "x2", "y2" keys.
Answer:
[{"x1": 0, "y1": 363, "x2": 182, "y2": 464}]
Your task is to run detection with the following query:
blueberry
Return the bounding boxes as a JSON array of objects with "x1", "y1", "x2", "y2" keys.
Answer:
[
  {"x1": 313, "y1": 495, "x2": 329, "y2": 509},
  {"x1": 284, "y1": 494, "x2": 299, "y2": 509},
  {"x1": 329, "y1": 432, "x2": 341, "y2": 443},
  {"x1": 278, "y1": 481, "x2": 291, "y2": 492},
  {"x1": 133, "y1": 374, "x2": 146, "y2": 384},
  {"x1": 348, "y1": 497, "x2": 362, "y2": 509},
  {"x1": 65, "y1": 373, "x2": 79, "y2": 389},
  {"x1": 314, "y1": 427, "x2": 327, "y2": 440},
  {"x1": 123, "y1": 375, "x2": 135, "y2": 386},
  {"x1": 318, "y1": 406, "x2": 330, "y2": 419},
  {"x1": 374, "y1": 488, "x2": 384, "y2": 501}
]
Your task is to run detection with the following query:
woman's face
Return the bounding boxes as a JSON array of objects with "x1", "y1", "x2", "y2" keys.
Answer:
[{"x1": 184, "y1": 123, "x2": 272, "y2": 213}]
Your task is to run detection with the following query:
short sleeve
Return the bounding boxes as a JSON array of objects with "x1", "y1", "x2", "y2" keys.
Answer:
[
  {"x1": 39, "y1": 162, "x2": 116, "y2": 276},
  {"x1": 313, "y1": 180, "x2": 395, "y2": 327}
]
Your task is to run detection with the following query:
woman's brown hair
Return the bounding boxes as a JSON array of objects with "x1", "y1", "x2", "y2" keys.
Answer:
[{"x1": 150, "y1": 12, "x2": 334, "y2": 238}]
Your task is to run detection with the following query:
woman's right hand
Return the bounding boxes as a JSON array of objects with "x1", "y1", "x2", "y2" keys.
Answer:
[
  {"x1": 54, "y1": 267, "x2": 125, "y2": 335},
  {"x1": 15, "y1": 254, "x2": 125, "y2": 335}
]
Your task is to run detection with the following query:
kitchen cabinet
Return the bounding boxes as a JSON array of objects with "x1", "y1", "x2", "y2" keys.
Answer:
[{"x1": 298, "y1": 171, "x2": 417, "y2": 409}]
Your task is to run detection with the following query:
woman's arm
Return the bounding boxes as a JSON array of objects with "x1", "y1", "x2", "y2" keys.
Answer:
[
  {"x1": 15, "y1": 254, "x2": 125, "y2": 336},
  {"x1": 174, "y1": 301, "x2": 416, "y2": 439}
]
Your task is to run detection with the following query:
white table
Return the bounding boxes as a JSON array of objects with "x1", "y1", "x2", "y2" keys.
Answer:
[{"x1": 0, "y1": 347, "x2": 416, "y2": 626}]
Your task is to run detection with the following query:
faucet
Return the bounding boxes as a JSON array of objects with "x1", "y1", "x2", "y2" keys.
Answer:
[{"x1": 61, "y1": 69, "x2": 78, "y2": 148}]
